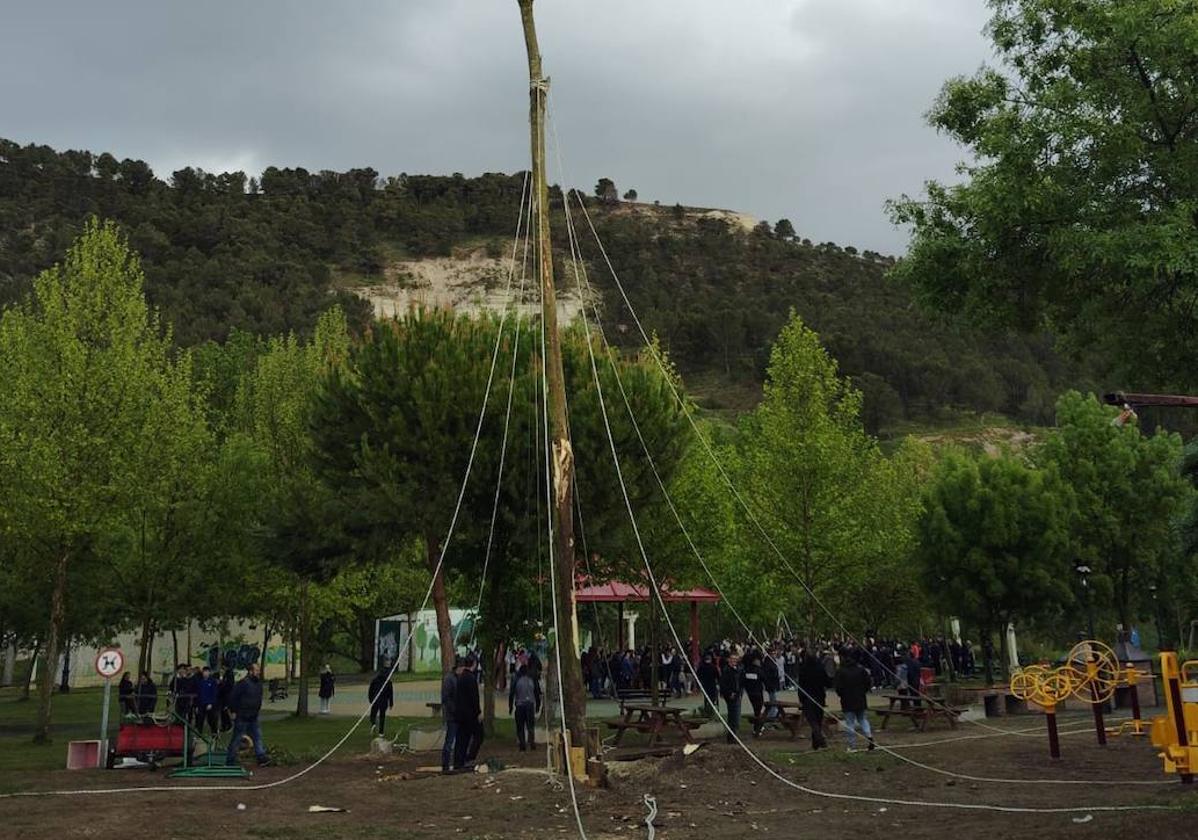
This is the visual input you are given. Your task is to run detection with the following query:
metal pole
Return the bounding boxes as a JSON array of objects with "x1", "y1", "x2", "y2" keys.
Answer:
[
  {"x1": 1046, "y1": 708, "x2": 1061, "y2": 759},
  {"x1": 99, "y1": 677, "x2": 112, "y2": 766},
  {"x1": 1092, "y1": 680, "x2": 1106, "y2": 742}
]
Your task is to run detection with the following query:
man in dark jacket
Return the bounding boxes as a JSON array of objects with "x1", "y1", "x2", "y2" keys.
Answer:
[
  {"x1": 834, "y1": 651, "x2": 875, "y2": 751},
  {"x1": 697, "y1": 652, "x2": 720, "y2": 715},
  {"x1": 135, "y1": 673, "x2": 158, "y2": 718},
  {"x1": 318, "y1": 665, "x2": 335, "y2": 715},
  {"x1": 742, "y1": 650, "x2": 766, "y2": 735},
  {"x1": 218, "y1": 666, "x2": 235, "y2": 731},
  {"x1": 508, "y1": 664, "x2": 541, "y2": 751},
  {"x1": 224, "y1": 664, "x2": 270, "y2": 766},
  {"x1": 368, "y1": 660, "x2": 395, "y2": 737},
  {"x1": 441, "y1": 657, "x2": 463, "y2": 773},
  {"x1": 169, "y1": 664, "x2": 195, "y2": 723},
  {"x1": 903, "y1": 647, "x2": 923, "y2": 711},
  {"x1": 797, "y1": 651, "x2": 833, "y2": 749},
  {"x1": 195, "y1": 666, "x2": 219, "y2": 735},
  {"x1": 118, "y1": 673, "x2": 136, "y2": 716},
  {"x1": 718, "y1": 651, "x2": 744, "y2": 744},
  {"x1": 453, "y1": 656, "x2": 483, "y2": 769}
]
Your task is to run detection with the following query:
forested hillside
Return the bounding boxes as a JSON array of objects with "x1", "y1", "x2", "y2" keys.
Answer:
[{"x1": 0, "y1": 137, "x2": 1094, "y2": 434}]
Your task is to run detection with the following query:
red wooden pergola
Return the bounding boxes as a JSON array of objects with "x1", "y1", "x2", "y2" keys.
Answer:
[{"x1": 574, "y1": 580, "x2": 720, "y2": 666}]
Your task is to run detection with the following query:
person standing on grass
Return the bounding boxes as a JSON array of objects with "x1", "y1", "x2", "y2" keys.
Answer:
[
  {"x1": 509, "y1": 664, "x2": 541, "y2": 751},
  {"x1": 318, "y1": 665, "x2": 335, "y2": 715},
  {"x1": 453, "y1": 655, "x2": 484, "y2": 769},
  {"x1": 225, "y1": 664, "x2": 271, "y2": 767},
  {"x1": 169, "y1": 663, "x2": 193, "y2": 723},
  {"x1": 218, "y1": 666, "x2": 235, "y2": 731},
  {"x1": 368, "y1": 660, "x2": 395, "y2": 737},
  {"x1": 136, "y1": 672, "x2": 158, "y2": 718},
  {"x1": 834, "y1": 650, "x2": 875, "y2": 752},
  {"x1": 719, "y1": 651, "x2": 744, "y2": 744},
  {"x1": 118, "y1": 672, "x2": 136, "y2": 716},
  {"x1": 195, "y1": 666, "x2": 219, "y2": 735},
  {"x1": 441, "y1": 656, "x2": 463, "y2": 774}
]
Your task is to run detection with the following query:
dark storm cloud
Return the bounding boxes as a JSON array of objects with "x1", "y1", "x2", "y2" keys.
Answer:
[{"x1": 1, "y1": 1, "x2": 994, "y2": 254}]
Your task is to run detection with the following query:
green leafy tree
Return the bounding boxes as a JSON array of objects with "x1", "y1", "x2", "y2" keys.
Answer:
[
  {"x1": 917, "y1": 450, "x2": 1074, "y2": 680},
  {"x1": 0, "y1": 219, "x2": 177, "y2": 741},
  {"x1": 102, "y1": 345, "x2": 218, "y2": 677},
  {"x1": 594, "y1": 178, "x2": 619, "y2": 203},
  {"x1": 237, "y1": 307, "x2": 350, "y2": 715},
  {"x1": 623, "y1": 189, "x2": 638, "y2": 202},
  {"x1": 773, "y1": 219, "x2": 796, "y2": 240},
  {"x1": 310, "y1": 309, "x2": 504, "y2": 674},
  {"x1": 309, "y1": 310, "x2": 690, "y2": 679},
  {"x1": 314, "y1": 542, "x2": 427, "y2": 672},
  {"x1": 890, "y1": 0, "x2": 1198, "y2": 387},
  {"x1": 731, "y1": 314, "x2": 924, "y2": 635},
  {"x1": 1036, "y1": 392, "x2": 1192, "y2": 632}
]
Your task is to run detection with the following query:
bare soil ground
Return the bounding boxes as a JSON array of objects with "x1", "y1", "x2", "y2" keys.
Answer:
[{"x1": 0, "y1": 713, "x2": 1192, "y2": 840}]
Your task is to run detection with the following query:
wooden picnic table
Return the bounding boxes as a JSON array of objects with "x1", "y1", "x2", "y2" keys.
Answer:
[
  {"x1": 755, "y1": 700, "x2": 839, "y2": 739},
  {"x1": 876, "y1": 692, "x2": 963, "y2": 731},
  {"x1": 605, "y1": 703, "x2": 699, "y2": 746}
]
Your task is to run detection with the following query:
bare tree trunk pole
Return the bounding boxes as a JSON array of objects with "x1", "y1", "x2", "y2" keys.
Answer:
[{"x1": 518, "y1": 0, "x2": 587, "y2": 748}]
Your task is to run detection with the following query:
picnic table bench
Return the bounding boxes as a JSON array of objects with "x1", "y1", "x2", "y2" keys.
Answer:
[
  {"x1": 605, "y1": 703, "x2": 701, "y2": 746},
  {"x1": 752, "y1": 700, "x2": 839, "y2": 739},
  {"x1": 876, "y1": 693, "x2": 965, "y2": 731}
]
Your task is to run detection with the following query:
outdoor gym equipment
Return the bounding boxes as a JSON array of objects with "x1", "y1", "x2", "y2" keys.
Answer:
[
  {"x1": 106, "y1": 710, "x2": 249, "y2": 779},
  {"x1": 1010, "y1": 640, "x2": 1132, "y2": 758},
  {"x1": 1150, "y1": 651, "x2": 1198, "y2": 784}
]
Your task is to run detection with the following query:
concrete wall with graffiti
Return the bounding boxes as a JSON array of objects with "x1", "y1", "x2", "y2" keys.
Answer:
[
  {"x1": 375, "y1": 609, "x2": 475, "y2": 672},
  {"x1": 62, "y1": 619, "x2": 287, "y2": 688}
]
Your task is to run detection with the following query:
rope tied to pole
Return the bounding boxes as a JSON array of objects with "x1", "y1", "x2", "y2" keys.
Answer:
[{"x1": 531, "y1": 77, "x2": 550, "y2": 94}]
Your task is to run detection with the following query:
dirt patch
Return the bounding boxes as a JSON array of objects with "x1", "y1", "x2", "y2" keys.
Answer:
[{"x1": 0, "y1": 716, "x2": 1191, "y2": 839}]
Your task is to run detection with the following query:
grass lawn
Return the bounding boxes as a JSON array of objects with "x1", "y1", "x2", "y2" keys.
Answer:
[{"x1": 0, "y1": 685, "x2": 517, "y2": 777}]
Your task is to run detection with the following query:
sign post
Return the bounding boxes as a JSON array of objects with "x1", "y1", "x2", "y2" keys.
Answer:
[{"x1": 94, "y1": 648, "x2": 124, "y2": 767}]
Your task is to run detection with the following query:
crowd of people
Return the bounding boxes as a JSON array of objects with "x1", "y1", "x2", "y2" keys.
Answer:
[
  {"x1": 575, "y1": 635, "x2": 976, "y2": 701},
  {"x1": 105, "y1": 631, "x2": 975, "y2": 772},
  {"x1": 566, "y1": 634, "x2": 976, "y2": 751}
]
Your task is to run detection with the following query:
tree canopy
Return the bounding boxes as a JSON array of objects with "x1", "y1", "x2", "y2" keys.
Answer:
[{"x1": 890, "y1": 0, "x2": 1198, "y2": 389}]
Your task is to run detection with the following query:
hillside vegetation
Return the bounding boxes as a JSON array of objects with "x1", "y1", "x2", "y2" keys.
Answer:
[{"x1": 0, "y1": 138, "x2": 1095, "y2": 435}]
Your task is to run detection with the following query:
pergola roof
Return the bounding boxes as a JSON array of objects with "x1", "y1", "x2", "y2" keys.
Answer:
[{"x1": 574, "y1": 580, "x2": 721, "y2": 604}]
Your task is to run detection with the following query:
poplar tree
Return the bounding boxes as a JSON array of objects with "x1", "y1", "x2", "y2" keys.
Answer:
[
  {"x1": 732, "y1": 313, "x2": 921, "y2": 636},
  {"x1": 0, "y1": 219, "x2": 175, "y2": 742}
]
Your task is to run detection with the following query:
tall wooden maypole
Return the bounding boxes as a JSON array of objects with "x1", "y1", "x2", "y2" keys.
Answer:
[{"x1": 517, "y1": 0, "x2": 588, "y2": 746}]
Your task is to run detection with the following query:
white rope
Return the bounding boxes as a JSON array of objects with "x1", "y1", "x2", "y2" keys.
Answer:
[
  {"x1": 642, "y1": 793, "x2": 658, "y2": 840},
  {"x1": 548, "y1": 121, "x2": 1177, "y2": 813},
  {"x1": 0, "y1": 171, "x2": 534, "y2": 801},
  {"x1": 469, "y1": 178, "x2": 536, "y2": 649}
]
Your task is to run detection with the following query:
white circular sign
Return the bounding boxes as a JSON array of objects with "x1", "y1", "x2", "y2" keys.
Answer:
[{"x1": 94, "y1": 648, "x2": 124, "y2": 679}]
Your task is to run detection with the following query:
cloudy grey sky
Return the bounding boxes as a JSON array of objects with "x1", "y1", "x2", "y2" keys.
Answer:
[{"x1": 1, "y1": 1, "x2": 995, "y2": 254}]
